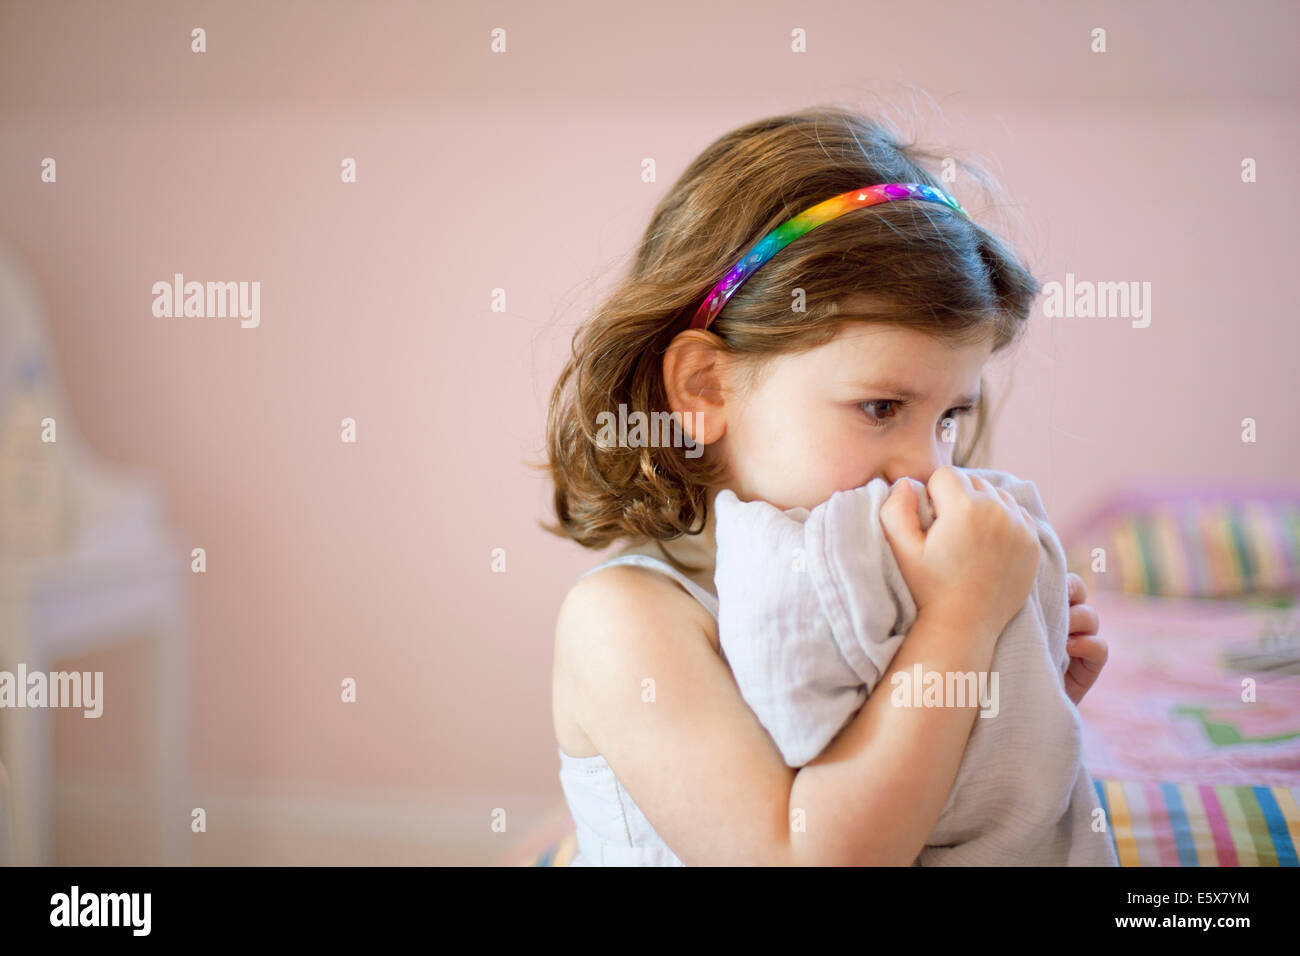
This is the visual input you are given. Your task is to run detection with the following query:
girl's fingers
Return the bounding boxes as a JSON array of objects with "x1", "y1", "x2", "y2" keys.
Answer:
[
  {"x1": 930, "y1": 468, "x2": 972, "y2": 502},
  {"x1": 1068, "y1": 602, "x2": 1100, "y2": 638},
  {"x1": 880, "y1": 479, "x2": 923, "y2": 560},
  {"x1": 1063, "y1": 659, "x2": 1099, "y2": 705},
  {"x1": 1062, "y1": 579, "x2": 1106, "y2": 705},
  {"x1": 927, "y1": 466, "x2": 972, "y2": 510},
  {"x1": 1065, "y1": 632, "x2": 1108, "y2": 669},
  {"x1": 995, "y1": 489, "x2": 1034, "y2": 526}
]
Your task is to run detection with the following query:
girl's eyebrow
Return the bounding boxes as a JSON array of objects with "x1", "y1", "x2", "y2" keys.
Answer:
[{"x1": 847, "y1": 379, "x2": 981, "y2": 406}]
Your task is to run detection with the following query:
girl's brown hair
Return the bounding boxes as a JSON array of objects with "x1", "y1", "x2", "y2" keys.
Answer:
[{"x1": 539, "y1": 103, "x2": 1041, "y2": 550}]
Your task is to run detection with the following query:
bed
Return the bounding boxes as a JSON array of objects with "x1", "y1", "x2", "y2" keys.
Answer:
[
  {"x1": 1067, "y1": 483, "x2": 1300, "y2": 867},
  {"x1": 1080, "y1": 588, "x2": 1299, "y2": 865},
  {"x1": 505, "y1": 485, "x2": 1300, "y2": 866}
]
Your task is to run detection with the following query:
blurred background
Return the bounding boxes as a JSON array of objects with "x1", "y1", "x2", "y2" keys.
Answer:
[{"x1": 0, "y1": 0, "x2": 1296, "y2": 866}]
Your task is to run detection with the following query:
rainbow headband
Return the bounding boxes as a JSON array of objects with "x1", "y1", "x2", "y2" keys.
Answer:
[{"x1": 689, "y1": 182, "x2": 970, "y2": 331}]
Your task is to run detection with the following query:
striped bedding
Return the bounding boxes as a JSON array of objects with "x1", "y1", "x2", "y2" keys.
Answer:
[
  {"x1": 1093, "y1": 779, "x2": 1298, "y2": 867},
  {"x1": 1062, "y1": 488, "x2": 1300, "y2": 599}
]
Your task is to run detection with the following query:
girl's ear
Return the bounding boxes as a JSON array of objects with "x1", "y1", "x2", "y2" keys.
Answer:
[{"x1": 662, "y1": 330, "x2": 729, "y2": 444}]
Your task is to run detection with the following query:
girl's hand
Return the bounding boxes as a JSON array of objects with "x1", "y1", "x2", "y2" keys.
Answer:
[
  {"x1": 881, "y1": 466, "x2": 1041, "y2": 639},
  {"x1": 1063, "y1": 572, "x2": 1108, "y2": 705}
]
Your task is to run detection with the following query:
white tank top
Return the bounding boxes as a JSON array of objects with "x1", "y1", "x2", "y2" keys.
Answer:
[{"x1": 556, "y1": 553, "x2": 719, "y2": 866}]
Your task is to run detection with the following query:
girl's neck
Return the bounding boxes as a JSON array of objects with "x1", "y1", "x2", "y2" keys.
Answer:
[{"x1": 618, "y1": 486, "x2": 720, "y2": 598}]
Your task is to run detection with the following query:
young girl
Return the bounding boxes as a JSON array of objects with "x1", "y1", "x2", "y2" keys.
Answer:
[{"x1": 542, "y1": 104, "x2": 1108, "y2": 866}]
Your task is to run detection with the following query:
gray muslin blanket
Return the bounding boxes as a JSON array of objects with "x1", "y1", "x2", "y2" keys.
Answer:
[{"x1": 713, "y1": 467, "x2": 1118, "y2": 865}]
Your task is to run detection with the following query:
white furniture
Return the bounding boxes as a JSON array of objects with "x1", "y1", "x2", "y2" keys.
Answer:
[
  {"x1": 0, "y1": 490, "x2": 191, "y2": 865},
  {"x1": 0, "y1": 241, "x2": 191, "y2": 865}
]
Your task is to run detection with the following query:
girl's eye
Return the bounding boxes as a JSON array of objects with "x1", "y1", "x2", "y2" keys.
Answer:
[
  {"x1": 942, "y1": 404, "x2": 976, "y2": 426},
  {"x1": 858, "y1": 401, "x2": 976, "y2": 428},
  {"x1": 858, "y1": 399, "x2": 902, "y2": 425},
  {"x1": 940, "y1": 405, "x2": 975, "y2": 436}
]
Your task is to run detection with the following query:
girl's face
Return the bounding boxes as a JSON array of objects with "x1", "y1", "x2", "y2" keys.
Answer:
[{"x1": 713, "y1": 320, "x2": 995, "y2": 511}]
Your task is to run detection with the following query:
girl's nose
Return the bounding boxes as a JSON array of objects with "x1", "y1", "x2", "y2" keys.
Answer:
[{"x1": 881, "y1": 444, "x2": 947, "y2": 488}]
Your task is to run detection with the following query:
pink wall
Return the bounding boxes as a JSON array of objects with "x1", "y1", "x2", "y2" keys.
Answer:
[{"x1": 0, "y1": 0, "x2": 1295, "y2": 862}]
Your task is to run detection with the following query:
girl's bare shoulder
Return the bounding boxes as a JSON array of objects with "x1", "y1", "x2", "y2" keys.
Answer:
[
  {"x1": 556, "y1": 557, "x2": 720, "y2": 656},
  {"x1": 551, "y1": 554, "x2": 722, "y2": 758}
]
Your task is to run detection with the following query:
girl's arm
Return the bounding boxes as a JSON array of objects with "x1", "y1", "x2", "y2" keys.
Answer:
[
  {"x1": 557, "y1": 565, "x2": 798, "y2": 865},
  {"x1": 558, "y1": 566, "x2": 998, "y2": 866},
  {"x1": 787, "y1": 604, "x2": 999, "y2": 865},
  {"x1": 789, "y1": 470, "x2": 1051, "y2": 864}
]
